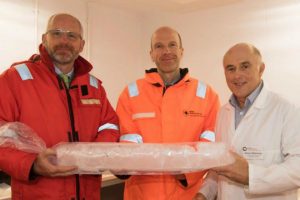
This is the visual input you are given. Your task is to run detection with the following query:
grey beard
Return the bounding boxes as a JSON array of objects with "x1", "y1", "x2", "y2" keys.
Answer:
[{"x1": 52, "y1": 53, "x2": 75, "y2": 65}]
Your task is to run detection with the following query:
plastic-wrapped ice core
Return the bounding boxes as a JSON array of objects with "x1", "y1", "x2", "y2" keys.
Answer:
[
  {"x1": 55, "y1": 142, "x2": 234, "y2": 175},
  {"x1": 0, "y1": 122, "x2": 235, "y2": 175}
]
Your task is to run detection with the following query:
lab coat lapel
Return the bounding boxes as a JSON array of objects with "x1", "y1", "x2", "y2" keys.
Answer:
[{"x1": 230, "y1": 86, "x2": 269, "y2": 150}]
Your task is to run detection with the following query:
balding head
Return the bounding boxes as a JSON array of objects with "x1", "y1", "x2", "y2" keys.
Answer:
[
  {"x1": 151, "y1": 26, "x2": 182, "y2": 50},
  {"x1": 46, "y1": 13, "x2": 83, "y2": 36},
  {"x1": 224, "y1": 43, "x2": 262, "y2": 65}
]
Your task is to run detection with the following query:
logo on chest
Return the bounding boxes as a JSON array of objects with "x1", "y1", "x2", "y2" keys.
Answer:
[
  {"x1": 183, "y1": 110, "x2": 203, "y2": 117},
  {"x1": 242, "y1": 146, "x2": 264, "y2": 160}
]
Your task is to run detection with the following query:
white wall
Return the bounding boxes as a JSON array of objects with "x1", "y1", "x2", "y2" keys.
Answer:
[
  {"x1": 141, "y1": 0, "x2": 300, "y2": 105},
  {"x1": 0, "y1": 0, "x2": 37, "y2": 68},
  {"x1": 0, "y1": 0, "x2": 143, "y2": 107},
  {"x1": 0, "y1": 0, "x2": 299, "y2": 107},
  {"x1": 87, "y1": 3, "x2": 144, "y2": 106},
  {"x1": 0, "y1": 0, "x2": 88, "y2": 69}
]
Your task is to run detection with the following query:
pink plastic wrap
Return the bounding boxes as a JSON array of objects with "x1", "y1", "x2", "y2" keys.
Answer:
[
  {"x1": 55, "y1": 142, "x2": 235, "y2": 175},
  {"x1": 0, "y1": 121, "x2": 45, "y2": 153}
]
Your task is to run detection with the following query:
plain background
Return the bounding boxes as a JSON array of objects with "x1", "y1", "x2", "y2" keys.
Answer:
[
  {"x1": 0, "y1": 0, "x2": 299, "y2": 107},
  {"x1": 0, "y1": 1, "x2": 300, "y2": 199}
]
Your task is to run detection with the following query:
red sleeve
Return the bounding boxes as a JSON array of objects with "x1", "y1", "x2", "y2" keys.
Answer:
[
  {"x1": 0, "y1": 69, "x2": 37, "y2": 181},
  {"x1": 0, "y1": 147, "x2": 36, "y2": 181},
  {"x1": 94, "y1": 85, "x2": 120, "y2": 142}
]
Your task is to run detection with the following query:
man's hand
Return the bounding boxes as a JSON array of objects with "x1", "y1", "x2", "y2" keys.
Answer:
[
  {"x1": 212, "y1": 151, "x2": 249, "y2": 185},
  {"x1": 193, "y1": 193, "x2": 207, "y2": 200},
  {"x1": 33, "y1": 148, "x2": 77, "y2": 177}
]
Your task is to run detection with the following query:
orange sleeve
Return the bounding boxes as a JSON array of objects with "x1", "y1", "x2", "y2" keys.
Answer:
[
  {"x1": 183, "y1": 86, "x2": 221, "y2": 187},
  {"x1": 95, "y1": 84, "x2": 120, "y2": 142},
  {"x1": 203, "y1": 86, "x2": 221, "y2": 134},
  {"x1": 116, "y1": 87, "x2": 140, "y2": 139}
]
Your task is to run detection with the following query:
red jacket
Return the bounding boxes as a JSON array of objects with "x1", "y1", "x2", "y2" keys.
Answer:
[
  {"x1": 0, "y1": 44, "x2": 119, "y2": 200},
  {"x1": 117, "y1": 69, "x2": 220, "y2": 200}
]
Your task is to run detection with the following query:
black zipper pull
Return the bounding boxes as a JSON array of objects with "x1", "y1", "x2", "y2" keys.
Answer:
[
  {"x1": 56, "y1": 75, "x2": 63, "y2": 90},
  {"x1": 74, "y1": 131, "x2": 79, "y2": 142},
  {"x1": 68, "y1": 131, "x2": 73, "y2": 142}
]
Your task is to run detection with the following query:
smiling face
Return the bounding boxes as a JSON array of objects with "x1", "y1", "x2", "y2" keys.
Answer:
[
  {"x1": 42, "y1": 14, "x2": 85, "y2": 72},
  {"x1": 150, "y1": 27, "x2": 183, "y2": 77},
  {"x1": 223, "y1": 43, "x2": 265, "y2": 106}
]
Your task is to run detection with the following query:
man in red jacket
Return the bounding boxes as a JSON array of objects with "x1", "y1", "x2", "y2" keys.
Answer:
[{"x1": 0, "y1": 13, "x2": 119, "y2": 200}]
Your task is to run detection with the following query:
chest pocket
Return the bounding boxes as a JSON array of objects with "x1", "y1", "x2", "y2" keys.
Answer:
[
  {"x1": 78, "y1": 75, "x2": 101, "y2": 107},
  {"x1": 183, "y1": 80, "x2": 208, "y2": 115}
]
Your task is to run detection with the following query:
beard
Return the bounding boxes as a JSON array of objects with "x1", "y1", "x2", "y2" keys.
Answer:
[{"x1": 46, "y1": 44, "x2": 79, "y2": 65}]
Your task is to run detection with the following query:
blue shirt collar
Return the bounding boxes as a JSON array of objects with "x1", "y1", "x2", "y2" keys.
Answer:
[
  {"x1": 54, "y1": 66, "x2": 74, "y2": 79},
  {"x1": 229, "y1": 81, "x2": 264, "y2": 109}
]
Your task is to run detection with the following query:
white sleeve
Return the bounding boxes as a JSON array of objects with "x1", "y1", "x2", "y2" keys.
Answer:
[
  {"x1": 247, "y1": 107, "x2": 300, "y2": 195},
  {"x1": 198, "y1": 171, "x2": 218, "y2": 200}
]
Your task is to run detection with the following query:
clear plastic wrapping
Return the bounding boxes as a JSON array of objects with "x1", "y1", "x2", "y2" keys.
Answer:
[
  {"x1": 0, "y1": 121, "x2": 45, "y2": 153},
  {"x1": 55, "y1": 142, "x2": 234, "y2": 175},
  {"x1": 0, "y1": 122, "x2": 234, "y2": 175}
]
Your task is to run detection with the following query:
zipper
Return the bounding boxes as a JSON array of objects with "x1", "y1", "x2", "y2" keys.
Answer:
[
  {"x1": 60, "y1": 77, "x2": 81, "y2": 200},
  {"x1": 65, "y1": 88, "x2": 80, "y2": 200}
]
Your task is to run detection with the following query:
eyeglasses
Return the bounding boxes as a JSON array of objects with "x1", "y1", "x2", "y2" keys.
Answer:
[{"x1": 45, "y1": 29, "x2": 82, "y2": 41}]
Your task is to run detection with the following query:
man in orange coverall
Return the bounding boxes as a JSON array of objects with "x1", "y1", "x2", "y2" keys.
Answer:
[
  {"x1": 0, "y1": 13, "x2": 119, "y2": 200},
  {"x1": 116, "y1": 26, "x2": 220, "y2": 200}
]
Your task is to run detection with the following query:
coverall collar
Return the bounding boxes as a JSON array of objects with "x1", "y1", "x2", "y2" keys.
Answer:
[{"x1": 145, "y1": 68, "x2": 190, "y2": 87}]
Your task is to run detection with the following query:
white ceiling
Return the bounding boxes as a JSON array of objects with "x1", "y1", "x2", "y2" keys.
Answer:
[{"x1": 92, "y1": 0, "x2": 241, "y2": 13}]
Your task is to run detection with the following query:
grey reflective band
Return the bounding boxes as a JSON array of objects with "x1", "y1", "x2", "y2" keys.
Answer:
[
  {"x1": 90, "y1": 75, "x2": 98, "y2": 89},
  {"x1": 98, "y1": 123, "x2": 119, "y2": 132},
  {"x1": 128, "y1": 82, "x2": 139, "y2": 97},
  {"x1": 196, "y1": 81, "x2": 207, "y2": 99},
  {"x1": 200, "y1": 130, "x2": 215, "y2": 142},
  {"x1": 120, "y1": 134, "x2": 143, "y2": 143},
  {"x1": 15, "y1": 64, "x2": 33, "y2": 80}
]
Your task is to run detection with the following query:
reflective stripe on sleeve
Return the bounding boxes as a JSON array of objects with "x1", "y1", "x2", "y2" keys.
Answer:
[
  {"x1": 120, "y1": 134, "x2": 143, "y2": 143},
  {"x1": 200, "y1": 130, "x2": 215, "y2": 142},
  {"x1": 90, "y1": 75, "x2": 98, "y2": 89},
  {"x1": 196, "y1": 81, "x2": 207, "y2": 99},
  {"x1": 98, "y1": 123, "x2": 119, "y2": 132},
  {"x1": 128, "y1": 82, "x2": 139, "y2": 97},
  {"x1": 15, "y1": 64, "x2": 33, "y2": 80},
  {"x1": 132, "y1": 112, "x2": 155, "y2": 120}
]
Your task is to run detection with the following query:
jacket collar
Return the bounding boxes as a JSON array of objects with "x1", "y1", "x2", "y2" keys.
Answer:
[
  {"x1": 144, "y1": 68, "x2": 190, "y2": 86},
  {"x1": 225, "y1": 81, "x2": 269, "y2": 111},
  {"x1": 250, "y1": 83, "x2": 269, "y2": 109},
  {"x1": 38, "y1": 44, "x2": 92, "y2": 76}
]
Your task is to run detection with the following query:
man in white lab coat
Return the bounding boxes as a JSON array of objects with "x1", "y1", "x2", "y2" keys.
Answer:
[{"x1": 195, "y1": 43, "x2": 300, "y2": 200}]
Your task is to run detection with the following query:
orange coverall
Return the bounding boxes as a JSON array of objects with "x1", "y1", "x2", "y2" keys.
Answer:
[{"x1": 117, "y1": 68, "x2": 220, "y2": 200}]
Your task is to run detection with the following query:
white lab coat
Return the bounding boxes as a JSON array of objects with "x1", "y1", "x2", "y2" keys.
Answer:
[{"x1": 200, "y1": 86, "x2": 300, "y2": 200}]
